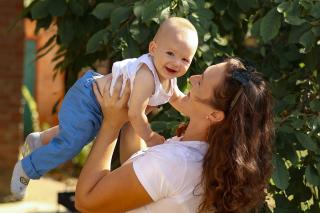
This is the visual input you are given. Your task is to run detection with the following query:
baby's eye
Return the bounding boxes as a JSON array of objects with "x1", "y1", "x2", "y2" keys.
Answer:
[
  {"x1": 166, "y1": 51, "x2": 174, "y2": 56},
  {"x1": 182, "y1": 58, "x2": 190, "y2": 63}
]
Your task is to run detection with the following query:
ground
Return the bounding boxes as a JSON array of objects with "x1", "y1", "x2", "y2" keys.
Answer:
[{"x1": 0, "y1": 177, "x2": 76, "y2": 213}]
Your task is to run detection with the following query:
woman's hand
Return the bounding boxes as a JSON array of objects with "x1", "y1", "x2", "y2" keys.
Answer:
[{"x1": 93, "y1": 75, "x2": 131, "y2": 129}]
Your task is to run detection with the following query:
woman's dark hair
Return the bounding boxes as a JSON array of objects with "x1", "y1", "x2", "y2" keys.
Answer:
[{"x1": 198, "y1": 58, "x2": 274, "y2": 212}]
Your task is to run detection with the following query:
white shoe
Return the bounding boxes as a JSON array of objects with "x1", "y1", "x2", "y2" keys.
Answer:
[
  {"x1": 21, "y1": 132, "x2": 42, "y2": 157},
  {"x1": 10, "y1": 161, "x2": 30, "y2": 200}
]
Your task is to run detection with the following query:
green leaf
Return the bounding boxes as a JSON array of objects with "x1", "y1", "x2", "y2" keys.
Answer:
[
  {"x1": 110, "y1": 7, "x2": 131, "y2": 30},
  {"x1": 316, "y1": 163, "x2": 320, "y2": 176},
  {"x1": 34, "y1": 16, "x2": 52, "y2": 34},
  {"x1": 309, "y1": 204, "x2": 320, "y2": 213},
  {"x1": 283, "y1": 94, "x2": 296, "y2": 107},
  {"x1": 288, "y1": 25, "x2": 309, "y2": 44},
  {"x1": 282, "y1": 145, "x2": 299, "y2": 165},
  {"x1": 272, "y1": 155, "x2": 290, "y2": 190},
  {"x1": 277, "y1": 2, "x2": 290, "y2": 13},
  {"x1": 289, "y1": 118, "x2": 304, "y2": 129},
  {"x1": 122, "y1": 37, "x2": 140, "y2": 58},
  {"x1": 310, "y1": 100, "x2": 320, "y2": 111},
  {"x1": 284, "y1": 15, "x2": 305, "y2": 26},
  {"x1": 299, "y1": 31, "x2": 315, "y2": 53},
  {"x1": 260, "y1": 8, "x2": 281, "y2": 42},
  {"x1": 299, "y1": 0, "x2": 312, "y2": 10},
  {"x1": 179, "y1": 0, "x2": 190, "y2": 15},
  {"x1": 274, "y1": 194, "x2": 296, "y2": 213},
  {"x1": 31, "y1": 0, "x2": 49, "y2": 19},
  {"x1": 86, "y1": 29, "x2": 108, "y2": 54},
  {"x1": 312, "y1": 26, "x2": 320, "y2": 36},
  {"x1": 69, "y1": 0, "x2": 87, "y2": 16},
  {"x1": 251, "y1": 18, "x2": 261, "y2": 37},
  {"x1": 47, "y1": 0, "x2": 67, "y2": 17},
  {"x1": 295, "y1": 132, "x2": 319, "y2": 152},
  {"x1": 305, "y1": 165, "x2": 320, "y2": 186},
  {"x1": 133, "y1": 1, "x2": 144, "y2": 18},
  {"x1": 286, "y1": 168, "x2": 312, "y2": 202},
  {"x1": 91, "y1": 3, "x2": 116, "y2": 20},
  {"x1": 151, "y1": 121, "x2": 168, "y2": 132},
  {"x1": 37, "y1": 34, "x2": 56, "y2": 54},
  {"x1": 141, "y1": 0, "x2": 171, "y2": 22},
  {"x1": 129, "y1": 25, "x2": 150, "y2": 44},
  {"x1": 214, "y1": 0, "x2": 228, "y2": 11},
  {"x1": 236, "y1": 0, "x2": 258, "y2": 11},
  {"x1": 310, "y1": 3, "x2": 320, "y2": 19},
  {"x1": 57, "y1": 18, "x2": 75, "y2": 45}
]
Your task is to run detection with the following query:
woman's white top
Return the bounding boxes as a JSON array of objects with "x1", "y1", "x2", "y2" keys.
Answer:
[
  {"x1": 110, "y1": 54, "x2": 177, "y2": 106},
  {"x1": 127, "y1": 137, "x2": 208, "y2": 213}
]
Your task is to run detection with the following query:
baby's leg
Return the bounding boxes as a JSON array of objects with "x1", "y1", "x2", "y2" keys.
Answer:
[
  {"x1": 21, "y1": 126, "x2": 59, "y2": 158},
  {"x1": 120, "y1": 122, "x2": 147, "y2": 164},
  {"x1": 11, "y1": 71, "x2": 103, "y2": 199},
  {"x1": 40, "y1": 125, "x2": 59, "y2": 145}
]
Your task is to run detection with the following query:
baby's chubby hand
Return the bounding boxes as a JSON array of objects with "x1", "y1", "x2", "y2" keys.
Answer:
[{"x1": 146, "y1": 132, "x2": 165, "y2": 147}]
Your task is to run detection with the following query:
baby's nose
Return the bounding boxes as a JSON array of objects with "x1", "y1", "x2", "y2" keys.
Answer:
[{"x1": 172, "y1": 59, "x2": 181, "y2": 68}]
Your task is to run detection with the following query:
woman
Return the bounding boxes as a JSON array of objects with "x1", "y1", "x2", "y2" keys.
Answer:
[{"x1": 75, "y1": 58, "x2": 273, "y2": 213}]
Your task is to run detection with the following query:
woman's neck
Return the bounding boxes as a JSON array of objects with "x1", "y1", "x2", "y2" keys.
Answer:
[{"x1": 181, "y1": 118, "x2": 209, "y2": 142}]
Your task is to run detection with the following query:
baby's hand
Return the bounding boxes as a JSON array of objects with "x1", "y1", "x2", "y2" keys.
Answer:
[{"x1": 146, "y1": 132, "x2": 165, "y2": 147}]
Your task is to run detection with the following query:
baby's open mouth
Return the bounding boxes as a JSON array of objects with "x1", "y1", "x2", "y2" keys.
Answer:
[{"x1": 165, "y1": 67, "x2": 177, "y2": 74}]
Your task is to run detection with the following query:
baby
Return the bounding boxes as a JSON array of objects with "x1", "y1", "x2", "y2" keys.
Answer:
[{"x1": 11, "y1": 17, "x2": 198, "y2": 199}]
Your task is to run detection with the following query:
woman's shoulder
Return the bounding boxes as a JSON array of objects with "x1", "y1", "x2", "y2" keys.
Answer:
[{"x1": 146, "y1": 138, "x2": 208, "y2": 163}]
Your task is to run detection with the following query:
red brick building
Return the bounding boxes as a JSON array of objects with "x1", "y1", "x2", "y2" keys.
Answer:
[
  {"x1": 0, "y1": 0, "x2": 24, "y2": 199},
  {"x1": 0, "y1": 1, "x2": 64, "y2": 200}
]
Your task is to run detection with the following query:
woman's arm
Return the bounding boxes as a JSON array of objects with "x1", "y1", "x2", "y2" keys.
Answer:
[
  {"x1": 75, "y1": 77, "x2": 153, "y2": 213},
  {"x1": 120, "y1": 122, "x2": 146, "y2": 164},
  {"x1": 119, "y1": 105, "x2": 156, "y2": 164}
]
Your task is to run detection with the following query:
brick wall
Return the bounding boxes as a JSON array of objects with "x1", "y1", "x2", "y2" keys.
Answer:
[{"x1": 0, "y1": 0, "x2": 24, "y2": 199}]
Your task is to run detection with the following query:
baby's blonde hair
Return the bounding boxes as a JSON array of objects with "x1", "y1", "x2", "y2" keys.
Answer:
[{"x1": 154, "y1": 17, "x2": 198, "y2": 41}]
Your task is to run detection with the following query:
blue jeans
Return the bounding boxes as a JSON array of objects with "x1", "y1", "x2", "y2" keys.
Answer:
[{"x1": 22, "y1": 71, "x2": 103, "y2": 179}]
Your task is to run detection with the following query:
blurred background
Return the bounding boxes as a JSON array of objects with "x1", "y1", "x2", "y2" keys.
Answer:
[{"x1": 0, "y1": 0, "x2": 319, "y2": 212}]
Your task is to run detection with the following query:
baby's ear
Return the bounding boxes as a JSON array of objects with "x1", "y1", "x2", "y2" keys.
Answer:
[{"x1": 148, "y1": 41, "x2": 157, "y2": 55}]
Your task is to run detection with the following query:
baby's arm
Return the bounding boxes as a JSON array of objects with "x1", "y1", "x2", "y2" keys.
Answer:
[
  {"x1": 169, "y1": 85, "x2": 189, "y2": 115},
  {"x1": 128, "y1": 66, "x2": 165, "y2": 146}
]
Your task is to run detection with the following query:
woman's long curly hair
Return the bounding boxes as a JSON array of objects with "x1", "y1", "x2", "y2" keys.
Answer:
[{"x1": 198, "y1": 58, "x2": 274, "y2": 212}]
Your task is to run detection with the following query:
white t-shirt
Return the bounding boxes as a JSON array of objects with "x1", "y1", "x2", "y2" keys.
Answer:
[
  {"x1": 127, "y1": 137, "x2": 208, "y2": 213},
  {"x1": 109, "y1": 54, "x2": 177, "y2": 106}
]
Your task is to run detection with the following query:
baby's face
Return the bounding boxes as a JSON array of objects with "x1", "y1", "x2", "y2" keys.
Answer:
[{"x1": 149, "y1": 29, "x2": 198, "y2": 81}]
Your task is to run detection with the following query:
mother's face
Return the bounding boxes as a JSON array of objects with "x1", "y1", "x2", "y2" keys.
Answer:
[{"x1": 188, "y1": 62, "x2": 227, "y2": 105}]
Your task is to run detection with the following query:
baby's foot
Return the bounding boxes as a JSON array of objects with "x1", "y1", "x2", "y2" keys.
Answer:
[
  {"x1": 21, "y1": 132, "x2": 42, "y2": 157},
  {"x1": 10, "y1": 161, "x2": 30, "y2": 200}
]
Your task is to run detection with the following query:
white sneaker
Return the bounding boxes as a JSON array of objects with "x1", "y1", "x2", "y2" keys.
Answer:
[
  {"x1": 10, "y1": 161, "x2": 30, "y2": 200},
  {"x1": 21, "y1": 132, "x2": 42, "y2": 157}
]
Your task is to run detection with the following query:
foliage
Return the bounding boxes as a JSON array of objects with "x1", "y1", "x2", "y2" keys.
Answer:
[
  {"x1": 22, "y1": 85, "x2": 40, "y2": 132},
  {"x1": 23, "y1": 0, "x2": 320, "y2": 211}
]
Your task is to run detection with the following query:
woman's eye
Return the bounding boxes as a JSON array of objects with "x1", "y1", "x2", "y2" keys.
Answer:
[{"x1": 166, "y1": 51, "x2": 174, "y2": 56}]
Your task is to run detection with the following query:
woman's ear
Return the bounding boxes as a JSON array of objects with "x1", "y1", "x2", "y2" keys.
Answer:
[
  {"x1": 206, "y1": 110, "x2": 225, "y2": 123},
  {"x1": 149, "y1": 41, "x2": 156, "y2": 55}
]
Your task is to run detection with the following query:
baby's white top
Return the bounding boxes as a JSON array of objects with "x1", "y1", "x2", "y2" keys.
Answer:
[
  {"x1": 126, "y1": 137, "x2": 208, "y2": 213},
  {"x1": 110, "y1": 54, "x2": 177, "y2": 106}
]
